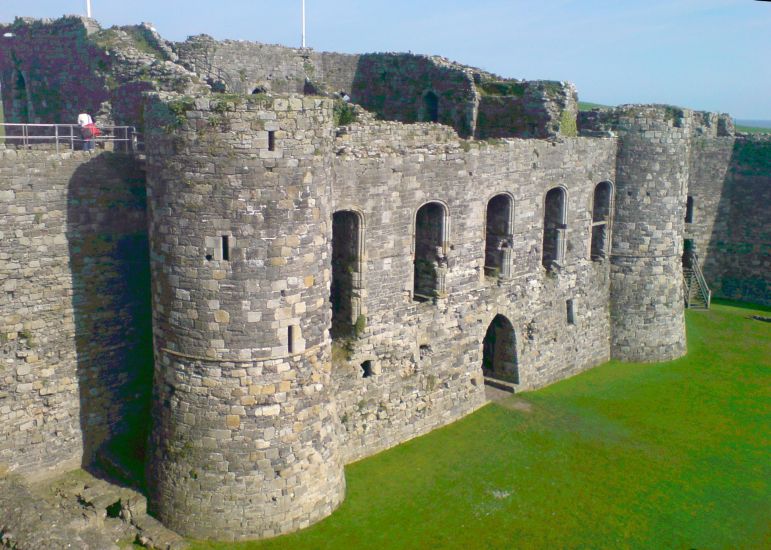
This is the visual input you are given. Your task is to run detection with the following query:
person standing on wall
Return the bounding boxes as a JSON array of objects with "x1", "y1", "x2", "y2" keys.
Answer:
[{"x1": 77, "y1": 112, "x2": 98, "y2": 151}]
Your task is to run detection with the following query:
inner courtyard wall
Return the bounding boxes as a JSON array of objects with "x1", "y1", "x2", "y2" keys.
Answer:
[
  {"x1": 0, "y1": 150, "x2": 150, "y2": 479},
  {"x1": 329, "y1": 118, "x2": 617, "y2": 462},
  {"x1": 687, "y1": 135, "x2": 771, "y2": 305}
]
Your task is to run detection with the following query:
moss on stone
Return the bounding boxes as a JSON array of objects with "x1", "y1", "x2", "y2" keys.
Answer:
[
  {"x1": 478, "y1": 81, "x2": 526, "y2": 97},
  {"x1": 560, "y1": 109, "x2": 577, "y2": 137}
]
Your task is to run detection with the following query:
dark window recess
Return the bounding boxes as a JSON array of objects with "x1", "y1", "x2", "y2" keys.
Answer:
[
  {"x1": 360, "y1": 361, "x2": 373, "y2": 378},
  {"x1": 424, "y1": 91, "x2": 439, "y2": 123},
  {"x1": 413, "y1": 202, "x2": 446, "y2": 302},
  {"x1": 331, "y1": 211, "x2": 362, "y2": 339},
  {"x1": 221, "y1": 235, "x2": 230, "y2": 261},
  {"x1": 542, "y1": 187, "x2": 567, "y2": 269},
  {"x1": 685, "y1": 196, "x2": 694, "y2": 223},
  {"x1": 591, "y1": 182, "x2": 612, "y2": 261},
  {"x1": 566, "y1": 299, "x2": 575, "y2": 325},
  {"x1": 484, "y1": 194, "x2": 513, "y2": 277},
  {"x1": 287, "y1": 325, "x2": 295, "y2": 354},
  {"x1": 268, "y1": 131, "x2": 276, "y2": 151}
]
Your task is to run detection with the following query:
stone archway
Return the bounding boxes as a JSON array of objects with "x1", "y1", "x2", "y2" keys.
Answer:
[{"x1": 482, "y1": 314, "x2": 519, "y2": 384}]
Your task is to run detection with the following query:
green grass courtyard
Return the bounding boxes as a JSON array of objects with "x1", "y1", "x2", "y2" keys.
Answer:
[{"x1": 193, "y1": 301, "x2": 771, "y2": 549}]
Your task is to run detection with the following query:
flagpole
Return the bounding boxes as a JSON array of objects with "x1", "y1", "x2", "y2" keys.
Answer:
[
  {"x1": 301, "y1": 0, "x2": 306, "y2": 48},
  {"x1": 86, "y1": 0, "x2": 92, "y2": 18}
]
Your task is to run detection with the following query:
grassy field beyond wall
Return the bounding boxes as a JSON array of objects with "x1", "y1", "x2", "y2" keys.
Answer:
[{"x1": 192, "y1": 301, "x2": 771, "y2": 549}]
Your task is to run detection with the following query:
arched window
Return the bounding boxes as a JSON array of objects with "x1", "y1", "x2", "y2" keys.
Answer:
[
  {"x1": 413, "y1": 202, "x2": 448, "y2": 302},
  {"x1": 482, "y1": 314, "x2": 519, "y2": 384},
  {"x1": 542, "y1": 187, "x2": 567, "y2": 269},
  {"x1": 424, "y1": 91, "x2": 439, "y2": 123},
  {"x1": 331, "y1": 210, "x2": 363, "y2": 338},
  {"x1": 590, "y1": 181, "x2": 613, "y2": 261},
  {"x1": 484, "y1": 194, "x2": 513, "y2": 278}
]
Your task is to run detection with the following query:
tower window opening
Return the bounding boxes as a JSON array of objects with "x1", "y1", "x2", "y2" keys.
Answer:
[
  {"x1": 566, "y1": 299, "x2": 576, "y2": 325},
  {"x1": 221, "y1": 235, "x2": 230, "y2": 261},
  {"x1": 268, "y1": 131, "x2": 276, "y2": 151},
  {"x1": 288, "y1": 325, "x2": 296, "y2": 354},
  {"x1": 685, "y1": 196, "x2": 694, "y2": 224}
]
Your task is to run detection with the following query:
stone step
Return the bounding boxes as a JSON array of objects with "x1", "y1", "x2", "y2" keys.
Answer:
[{"x1": 483, "y1": 376, "x2": 518, "y2": 393}]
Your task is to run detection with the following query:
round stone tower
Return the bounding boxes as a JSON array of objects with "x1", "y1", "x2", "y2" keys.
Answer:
[
  {"x1": 609, "y1": 105, "x2": 690, "y2": 362},
  {"x1": 143, "y1": 94, "x2": 344, "y2": 540}
]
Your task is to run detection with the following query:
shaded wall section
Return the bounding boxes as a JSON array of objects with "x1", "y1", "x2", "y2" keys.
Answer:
[
  {"x1": 0, "y1": 150, "x2": 152, "y2": 478},
  {"x1": 689, "y1": 136, "x2": 771, "y2": 305}
]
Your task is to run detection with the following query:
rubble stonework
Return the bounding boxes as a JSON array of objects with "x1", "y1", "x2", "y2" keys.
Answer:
[{"x1": 0, "y1": 15, "x2": 769, "y2": 544}]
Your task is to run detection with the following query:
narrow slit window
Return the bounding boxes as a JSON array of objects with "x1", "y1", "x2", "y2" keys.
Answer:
[
  {"x1": 685, "y1": 196, "x2": 694, "y2": 224},
  {"x1": 287, "y1": 325, "x2": 295, "y2": 354},
  {"x1": 566, "y1": 299, "x2": 575, "y2": 325},
  {"x1": 221, "y1": 235, "x2": 230, "y2": 261},
  {"x1": 268, "y1": 131, "x2": 276, "y2": 151}
]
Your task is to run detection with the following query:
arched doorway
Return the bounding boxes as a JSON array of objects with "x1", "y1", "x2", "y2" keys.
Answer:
[{"x1": 482, "y1": 314, "x2": 519, "y2": 384}]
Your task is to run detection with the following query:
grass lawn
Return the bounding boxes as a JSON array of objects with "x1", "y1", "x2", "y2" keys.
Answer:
[{"x1": 192, "y1": 301, "x2": 771, "y2": 549}]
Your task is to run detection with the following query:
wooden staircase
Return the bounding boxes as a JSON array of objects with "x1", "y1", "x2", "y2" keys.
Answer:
[{"x1": 683, "y1": 252, "x2": 711, "y2": 310}]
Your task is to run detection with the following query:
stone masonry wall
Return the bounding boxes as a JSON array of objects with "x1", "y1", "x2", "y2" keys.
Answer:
[
  {"x1": 686, "y1": 137, "x2": 735, "y2": 291},
  {"x1": 475, "y1": 81, "x2": 578, "y2": 139},
  {"x1": 688, "y1": 136, "x2": 771, "y2": 305},
  {"x1": 606, "y1": 106, "x2": 690, "y2": 362},
  {"x1": 0, "y1": 149, "x2": 151, "y2": 479},
  {"x1": 0, "y1": 17, "x2": 106, "y2": 124},
  {"x1": 330, "y1": 118, "x2": 617, "y2": 461},
  {"x1": 144, "y1": 94, "x2": 345, "y2": 541},
  {"x1": 174, "y1": 35, "x2": 359, "y2": 99}
]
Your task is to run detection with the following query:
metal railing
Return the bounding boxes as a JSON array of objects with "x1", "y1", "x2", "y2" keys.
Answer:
[
  {"x1": 690, "y1": 253, "x2": 712, "y2": 308},
  {"x1": 683, "y1": 251, "x2": 711, "y2": 309},
  {"x1": 0, "y1": 123, "x2": 141, "y2": 153}
]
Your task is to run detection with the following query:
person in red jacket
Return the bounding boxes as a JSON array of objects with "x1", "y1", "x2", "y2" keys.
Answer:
[{"x1": 77, "y1": 113, "x2": 100, "y2": 151}]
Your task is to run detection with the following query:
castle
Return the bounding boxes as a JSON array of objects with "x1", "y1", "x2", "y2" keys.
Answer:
[{"x1": 0, "y1": 16, "x2": 768, "y2": 542}]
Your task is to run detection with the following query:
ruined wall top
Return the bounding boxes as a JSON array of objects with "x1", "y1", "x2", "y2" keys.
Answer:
[{"x1": 579, "y1": 104, "x2": 735, "y2": 138}]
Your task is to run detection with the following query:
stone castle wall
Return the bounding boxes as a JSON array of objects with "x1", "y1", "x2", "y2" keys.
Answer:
[
  {"x1": 173, "y1": 36, "x2": 577, "y2": 141},
  {"x1": 688, "y1": 135, "x2": 771, "y2": 305},
  {"x1": 0, "y1": 14, "x2": 768, "y2": 543},
  {"x1": 330, "y1": 119, "x2": 616, "y2": 461},
  {"x1": 0, "y1": 149, "x2": 150, "y2": 479},
  {"x1": 143, "y1": 95, "x2": 345, "y2": 541},
  {"x1": 0, "y1": 17, "x2": 106, "y2": 124}
]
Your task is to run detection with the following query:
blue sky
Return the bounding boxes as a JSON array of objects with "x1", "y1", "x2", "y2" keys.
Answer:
[{"x1": 1, "y1": 1, "x2": 769, "y2": 119}]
